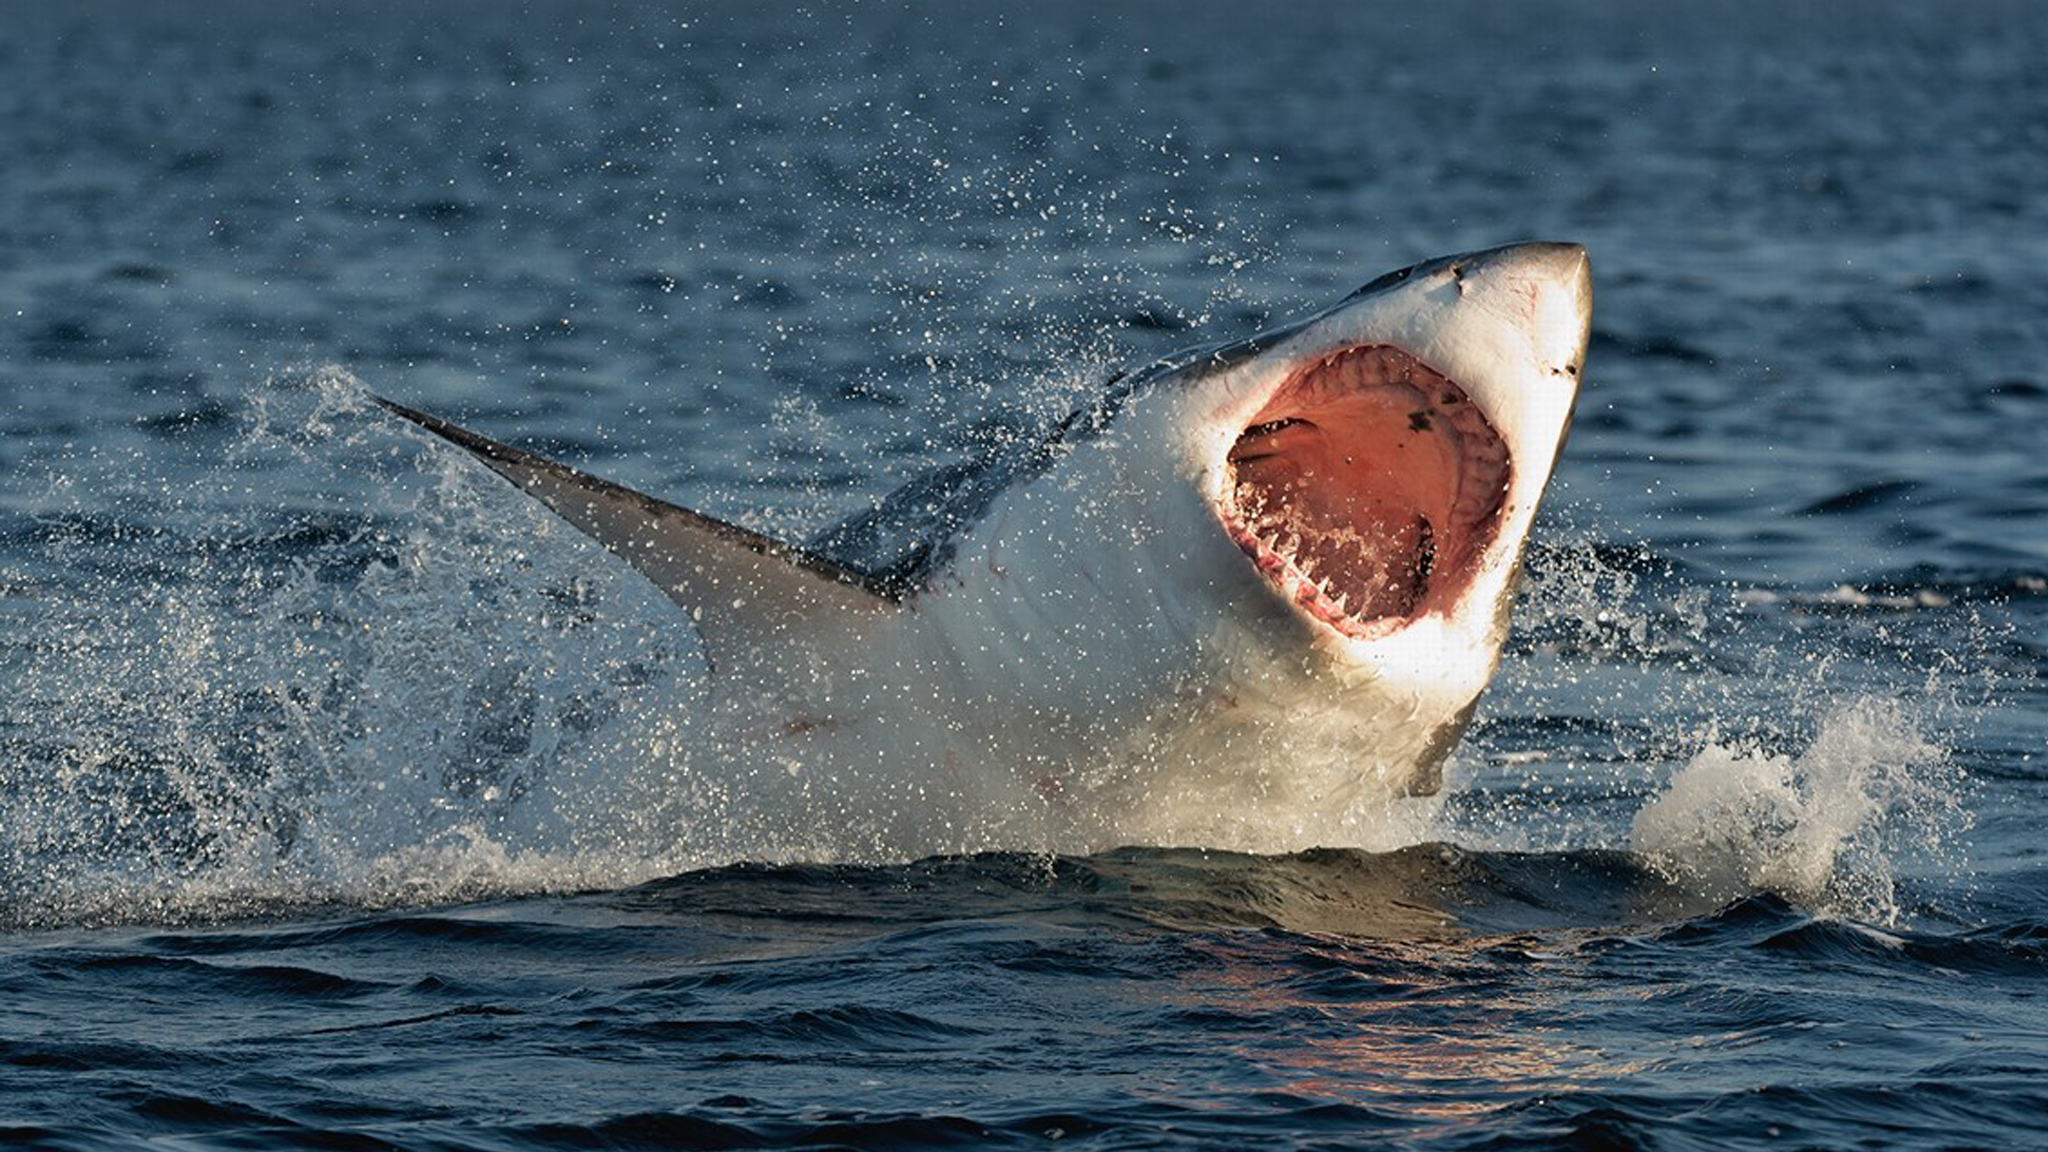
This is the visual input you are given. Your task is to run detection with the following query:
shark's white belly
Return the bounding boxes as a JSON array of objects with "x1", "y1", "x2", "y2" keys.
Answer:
[{"x1": 701, "y1": 454, "x2": 1468, "y2": 858}]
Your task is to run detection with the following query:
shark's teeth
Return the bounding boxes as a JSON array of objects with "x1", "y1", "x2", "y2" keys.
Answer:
[{"x1": 1220, "y1": 341, "x2": 1515, "y2": 644}]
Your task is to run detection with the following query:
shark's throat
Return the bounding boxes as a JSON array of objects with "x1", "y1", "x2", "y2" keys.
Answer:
[{"x1": 1221, "y1": 344, "x2": 1509, "y2": 638}]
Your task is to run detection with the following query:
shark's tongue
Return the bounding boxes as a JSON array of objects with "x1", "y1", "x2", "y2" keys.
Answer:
[{"x1": 1225, "y1": 345, "x2": 1508, "y2": 634}]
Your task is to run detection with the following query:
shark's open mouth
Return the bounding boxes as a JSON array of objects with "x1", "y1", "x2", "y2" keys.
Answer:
[{"x1": 1220, "y1": 344, "x2": 1510, "y2": 638}]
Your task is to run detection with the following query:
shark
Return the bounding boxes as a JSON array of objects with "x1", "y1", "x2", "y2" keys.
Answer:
[{"x1": 377, "y1": 241, "x2": 1590, "y2": 858}]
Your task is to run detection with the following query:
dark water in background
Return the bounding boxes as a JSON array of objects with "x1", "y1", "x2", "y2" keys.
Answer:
[{"x1": 3, "y1": 1, "x2": 2047, "y2": 1148}]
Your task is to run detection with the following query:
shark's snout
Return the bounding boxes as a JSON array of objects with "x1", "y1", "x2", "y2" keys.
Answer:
[
  {"x1": 1462, "y1": 241, "x2": 1593, "y2": 375},
  {"x1": 1470, "y1": 240, "x2": 1589, "y2": 281}
]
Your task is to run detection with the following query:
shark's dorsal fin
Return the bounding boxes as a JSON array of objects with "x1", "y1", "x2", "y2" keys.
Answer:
[{"x1": 375, "y1": 397, "x2": 897, "y2": 672}]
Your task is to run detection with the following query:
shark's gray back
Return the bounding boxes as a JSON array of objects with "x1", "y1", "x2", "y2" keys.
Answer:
[
  {"x1": 804, "y1": 318, "x2": 1305, "y2": 594},
  {"x1": 803, "y1": 368, "x2": 1140, "y2": 594},
  {"x1": 806, "y1": 454, "x2": 1032, "y2": 597}
]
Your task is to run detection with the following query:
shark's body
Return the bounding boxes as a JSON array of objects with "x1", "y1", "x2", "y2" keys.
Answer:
[{"x1": 380, "y1": 242, "x2": 1591, "y2": 857}]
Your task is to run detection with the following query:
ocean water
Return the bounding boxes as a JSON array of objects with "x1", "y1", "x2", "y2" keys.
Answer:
[{"x1": 3, "y1": 1, "x2": 2046, "y2": 1148}]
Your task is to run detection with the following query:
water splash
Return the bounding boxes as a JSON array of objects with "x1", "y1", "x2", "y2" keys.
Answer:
[
  {"x1": 0, "y1": 376, "x2": 1998, "y2": 930},
  {"x1": 0, "y1": 367, "x2": 708, "y2": 928},
  {"x1": 1450, "y1": 514, "x2": 1988, "y2": 922},
  {"x1": 1628, "y1": 698, "x2": 1967, "y2": 924}
]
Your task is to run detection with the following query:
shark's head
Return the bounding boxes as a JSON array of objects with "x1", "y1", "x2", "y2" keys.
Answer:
[{"x1": 1105, "y1": 242, "x2": 1589, "y2": 784}]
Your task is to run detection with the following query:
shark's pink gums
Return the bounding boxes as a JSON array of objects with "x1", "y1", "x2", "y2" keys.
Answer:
[{"x1": 1220, "y1": 344, "x2": 1509, "y2": 640}]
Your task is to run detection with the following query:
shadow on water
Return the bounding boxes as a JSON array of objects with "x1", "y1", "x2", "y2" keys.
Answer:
[{"x1": 601, "y1": 844, "x2": 1714, "y2": 949}]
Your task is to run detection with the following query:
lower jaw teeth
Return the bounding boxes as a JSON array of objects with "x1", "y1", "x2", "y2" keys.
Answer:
[{"x1": 1240, "y1": 519, "x2": 1438, "y2": 627}]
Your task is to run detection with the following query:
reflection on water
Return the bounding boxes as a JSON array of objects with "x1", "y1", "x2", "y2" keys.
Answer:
[{"x1": 1179, "y1": 932, "x2": 1648, "y2": 1122}]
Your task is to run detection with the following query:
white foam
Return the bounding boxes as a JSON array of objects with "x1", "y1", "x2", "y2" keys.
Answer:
[
  {"x1": 1628, "y1": 697, "x2": 1965, "y2": 924},
  {"x1": 0, "y1": 367, "x2": 726, "y2": 928}
]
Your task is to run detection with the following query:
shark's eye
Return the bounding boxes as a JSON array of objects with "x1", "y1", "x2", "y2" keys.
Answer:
[{"x1": 1350, "y1": 264, "x2": 1417, "y2": 297}]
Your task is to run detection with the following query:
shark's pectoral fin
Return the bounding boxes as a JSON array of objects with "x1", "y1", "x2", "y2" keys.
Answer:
[{"x1": 375, "y1": 397, "x2": 897, "y2": 672}]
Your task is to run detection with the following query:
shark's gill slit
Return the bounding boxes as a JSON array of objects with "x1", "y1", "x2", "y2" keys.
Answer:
[{"x1": 1223, "y1": 344, "x2": 1510, "y2": 637}]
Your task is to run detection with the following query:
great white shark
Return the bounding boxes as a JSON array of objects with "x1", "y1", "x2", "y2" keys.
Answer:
[{"x1": 377, "y1": 241, "x2": 1591, "y2": 857}]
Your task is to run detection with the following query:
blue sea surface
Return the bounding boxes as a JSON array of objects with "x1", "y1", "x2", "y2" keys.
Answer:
[{"x1": 3, "y1": 2, "x2": 2046, "y2": 1148}]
